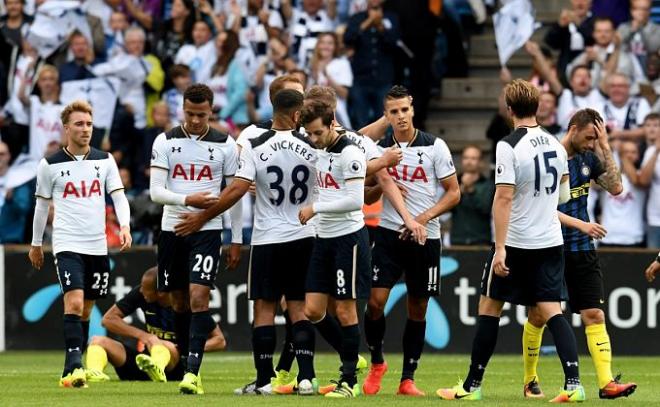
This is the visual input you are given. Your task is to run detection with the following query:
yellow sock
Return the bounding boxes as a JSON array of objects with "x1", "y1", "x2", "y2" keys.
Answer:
[
  {"x1": 522, "y1": 321, "x2": 544, "y2": 384},
  {"x1": 586, "y1": 323, "x2": 613, "y2": 388},
  {"x1": 85, "y1": 344, "x2": 108, "y2": 371},
  {"x1": 150, "y1": 344, "x2": 171, "y2": 370}
]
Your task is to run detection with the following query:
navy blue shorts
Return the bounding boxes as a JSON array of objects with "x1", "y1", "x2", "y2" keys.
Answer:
[
  {"x1": 157, "y1": 230, "x2": 222, "y2": 291},
  {"x1": 306, "y1": 227, "x2": 371, "y2": 300},
  {"x1": 54, "y1": 251, "x2": 110, "y2": 299}
]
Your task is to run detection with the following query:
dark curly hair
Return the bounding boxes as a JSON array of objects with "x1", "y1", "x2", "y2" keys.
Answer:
[{"x1": 183, "y1": 83, "x2": 213, "y2": 107}]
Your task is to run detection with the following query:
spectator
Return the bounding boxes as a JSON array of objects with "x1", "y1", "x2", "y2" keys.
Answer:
[
  {"x1": 2, "y1": 38, "x2": 39, "y2": 162},
  {"x1": 308, "y1": 32, "x2": 353, "y2": 128},
  {"x1": 120, "y1": 0, "x2": 163, "y2": 31},
  {"x1": 0, "y1": 0, "x2": 33, "y2": 50},
  {"x1": 600, "y1": 72, "x2": 651, "y2": 141},
  {"x1": 174, "y1": 19, "x2": 216, "y2": 84},
  {"x1": 544, "y1": 0, "x2": 595, "y2": 86},
  {"x1": 230, "y1": 0, "x2": 284, "y2": 57},
  {"x1": 618, "y1": 0, "x2": 660, "y2": 70},
  {"x1": 154, "y1": 0, "x2": 196, "y2": 76},
  {"x1": 17, "y1": 64, "x2": 64, "y2": 161},
  {"x1": 501, "y1": 41, "x2": 561, "y2": 93},
  {"x1": 209, "y1": 29, "x2": 249, "y2": 131},
  {"x1": 282, "y1": 0, "x2": 336, "y2": 67},
  {"x1": 105, "y1": 11, "x2": 129, "y2": 58},
  {"x1": 537, "y1": 91, "x2": 562, "y2": 137},
  {"x1": 142, "y1": 101, "x2": 171, "y2": 178},
  {"x1": 450, "y1": 145, "x2": 493, "y2": 245},
  {"x1": 343, "y1": 0, "x2": 399, "y2": 129},
  {"x1": 47, "y1": 7, "x2": 106, "y2": 67},
  {"x1": 566, "y1": 17, "x2": 645, "y2": 90},
  {"x1": 0, "y1": 175, "x2": 34, "y2": 243},
  {"x1": 599, "y1": 141, "x2": 647, "y2": 247},
  {"x1": 639, "y1": 113, "x2": 660, "y2": 247},
  {"x1": 0, "y1": 140, "x2": 9, "y2": 210},
  {"x1": 642, "y1": 51, "x2": 659, "y2": 111},
  {"x1": 162, "y1": 63, "x2": 190, "y2": 126},
  {"x1": 485, "y1": 89, "x2": 511, "y2": 165},
  {"x1": 556, "y1": 65, "x2": 606, "y2": 130},
  {"x1": 58, "y1": 31, "x2": 97, "y2": 83}
]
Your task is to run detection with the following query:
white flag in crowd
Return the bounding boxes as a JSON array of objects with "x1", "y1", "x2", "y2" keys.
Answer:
[
  {"x1": 26, "y1": 1, "x2": 93, "y2": 58},
  {"x1": 493, "y1": 0, "x2": 536, "y2": 66},
  {"x1": 60, "y1": 78, "x2": 120, "y2": 129}
]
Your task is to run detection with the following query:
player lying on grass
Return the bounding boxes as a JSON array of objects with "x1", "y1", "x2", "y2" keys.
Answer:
[{"x1": 85, "y1": 267, "x2": 225, "y2": 382}]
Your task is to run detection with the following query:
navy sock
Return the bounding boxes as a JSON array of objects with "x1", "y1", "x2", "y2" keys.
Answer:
[
  {"x1": 174, "y1": 311, "x2": 191, "y2": 361},
  {"x1": 364, "y1": 312, "x2": 386, "y2": 364},
  {"x1": 275, "y1": 310, "x2": 296, "y2": 372},
  {"x1": 63, "y1": 314, "x2": 83, "y2": 376},
  {"x1": 312, "y1": 313, "x2": 342, "y2": 354},
  {"x1": 186, "y1": 311, "x2": 216, "y2": 375},
  {"x1": 464, "y1": 315, "x2": 500, "y2": 392},
  {"x1": 401, "y1": 319, "x2": 426, "y2": 381},
  {"x1": 340, "y1": 324, "x2": 360, "y2": 387},
  {"x1": 81, "y1": 320, "x2": 90, "y2": 354},
  {"x1": 292, "y1": 320, "x2": 316, "y2": 381},
  {"x1": 546, "y1": 315, "x2": 580, "y2": 389},
  {"x1": 252, "y1": 325, "x2": 276, "y2": 387}
]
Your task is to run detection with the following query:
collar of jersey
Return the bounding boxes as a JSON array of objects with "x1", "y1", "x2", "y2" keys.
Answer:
[
  {"x1": 326, "y1": 133, "x2": 344, "y2": 152},
  {"x1": 392, "y1": 129, "x2": 418, "y2": 148},
  {"x1": 181, "y1": 123, "x2": 211, "y2": 140},
  {"x1": 62, "y1": 146, "x2": 91, "y2": 161}
]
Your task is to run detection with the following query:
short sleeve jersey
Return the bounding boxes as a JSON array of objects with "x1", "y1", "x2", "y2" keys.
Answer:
[
  {"x1": 236, "y1": 120, "x2": 273, "y2": 150},
  {"x1": 314, "y1": 136, "x2": 366, "y2": 238},
  {"x1": 35, "y1": 147, "x2": 124, "y2": 255},
  {"x1": 558, "y1": 151, "x2": 606, "y2": 251},
  {"x1": 116, "y1": 286, "x2": 177, "y2": 343},
  {"x1": 235, "y1": 129, "x2": 317, "y2": 245},
  {"x1": 337, "y1": 126, "x2": 381, "y2": 161},
  {"x1": 150, "y1": 125, "x2": 239, "y2": 232},
  {"x1": 495, "y1": 126, "x2": 568, "y2": 249},
  {"x1": 377, "y1": 131, "x2": 456, "y2": 239}
]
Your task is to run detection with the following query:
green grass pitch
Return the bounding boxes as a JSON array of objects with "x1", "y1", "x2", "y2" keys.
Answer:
[{"x1": 0, "y1": 351, "x2": 656, "y2": 406}]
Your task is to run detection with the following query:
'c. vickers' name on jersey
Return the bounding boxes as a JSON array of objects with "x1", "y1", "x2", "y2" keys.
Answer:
[
  {"x1": 236, "y1": 129, "x2": 317, "y2": 245},
  {"x1": 559, "y1": 151, "x2": 605, "y2": 251},
  {"x1": 151, "y1": 125, "x2": 239, "y2": 232},
  {"x1": 315, "y1": 136, "x2": 366, "y2": 238},
  {"x1": 377, "y1": 130, "x2": 456, "y2": 239},
  {"x1": 495, "y1": 126, "x2": 569, "y2": 249},
  {"x1": 35, "y1": 147, "x2": 124, "y2": 255}
]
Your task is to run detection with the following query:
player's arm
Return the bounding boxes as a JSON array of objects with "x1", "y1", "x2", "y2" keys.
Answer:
[
  {"x1": 107, "y1": 154, "x2": 132, "y2": 251},
  {"x1": 593, "y1": 120, "x2": 623, "y2": 195},
  {"x1": 225, "y1": 176, "x2": 244, "y2": 270},
  {"x1": 360, "y1": 116, "x2": 390, "y2": 142},
  {"x1": 557, "y1": 211, "x2": 607, "y2": 239},
  {"x1": 416, "y1": 174, "x2": 461, "y2": 226},
  {"x1": 366, "y1": 147, "x2": 402, "y2": 176},
  {"x1": 29, "y1": 159, "x2": 53, "y2": 270},
  {"x1": 619, "y1": 150, "x2": 646, "y2": 187},
  {"x1": 374, "y1": 169, "x2": 427, "y2": 243},
  {"x1": 645, "y1": 251, "x2": 660, "y2": 283},
  {"x1": 102, "y1": 305, "x2": 153, "y2": 342},
  {"x1": 204, "y1": 324, "x2": 227, "y2": 352},
  {"x1": 492, "y1": 141, "x2": 516, "y2": 277}
]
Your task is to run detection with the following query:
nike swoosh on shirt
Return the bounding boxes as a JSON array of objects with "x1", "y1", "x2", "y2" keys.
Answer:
[
  {"x1": 527, "y1": 347, "x2": 540, "y2": 351},
  {"x1": 596, "y1": 341, "x2": 609, "y2": 346}
]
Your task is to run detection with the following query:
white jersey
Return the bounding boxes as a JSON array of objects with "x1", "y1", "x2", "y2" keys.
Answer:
[
  {"x1": 236, "y1": 120, "x2": 273, "y2": 150},
  {"x1": 495, "y1": 126, "x2": 568, "y2": 249},
  {"x1": 150, "y1": 125, "x2": 239, "y2": 232},
  {"x1": 29, "y1": 97, "x2": 64, "y2": 160},
  {"x1": 35, "y1": 147, "x2": 124, "y2": 255},
  {"x1": 377, "y1": 131, "x2": 456, "y2": 239},
  {"x1": 236, "y1": 129, "x2": 317, "y2": 244},
  {"x1": 314, "y1": 136, "x2": 366, "y2": 238},
  {"x1": 642, "y1": 146, "x2": 660, "y2": 227},
  {"x1": 557, "y1": 88, "x2": 606, "y2": 130},
  {"x1": 338, "y1": 126, "x2": 381, "y2": 161}
]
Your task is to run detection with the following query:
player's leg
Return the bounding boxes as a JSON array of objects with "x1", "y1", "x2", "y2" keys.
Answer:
[
  {"x1": 274, "y1": 297, "x2": 296, "y2": 383},
  {"x1": 81, "y1": 300, "x2": 94, "y2": 355},
  {"x1": 135, "y1": 338, "x2": 170, "y2": 382},
  {"x1": 84, "y1": 336, "x2": 114, "y2": 382},
  {"x1": 55, "y1": 252, "x2": 87, "y2": 388},
  {"x1": 522, "y1": 307, "x2": 545, "y2": 398},
  {"x1": 286, "y1": 300, "x2": 317, "y2": 395},
  {"x1": 251, "y1": 299, "x2": 278, "y2": 390},
  {"x1": 397, "y1": 295, "x2": 428, "y2": 396}
]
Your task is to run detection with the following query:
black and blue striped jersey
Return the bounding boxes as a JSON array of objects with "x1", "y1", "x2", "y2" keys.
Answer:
[{"x1": 558, "y1": 151, "x2": 605, "y2": 251}]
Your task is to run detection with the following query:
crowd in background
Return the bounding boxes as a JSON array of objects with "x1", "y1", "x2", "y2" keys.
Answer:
[{"x1": 0, "y1": 0, "x2": 658, "y2": 249}]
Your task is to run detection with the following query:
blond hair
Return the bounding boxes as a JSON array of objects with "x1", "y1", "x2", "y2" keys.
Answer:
[
  {"x1": 504, "y1": 79, "x2": 539, "y2": 118},
  {"x1": 61, "y1": 100, "x2": 93, "y2": 125},
  {"x1": 37, "y1": 64, "x2": 59, "y2": 82},
  {"x1": 304, "y1": 85, "x2": 337, "y2": 109}
]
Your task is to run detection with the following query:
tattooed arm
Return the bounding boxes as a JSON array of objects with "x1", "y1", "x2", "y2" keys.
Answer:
[{"x1": 594, "y1": 119, "x2": 623, "y2": 195}]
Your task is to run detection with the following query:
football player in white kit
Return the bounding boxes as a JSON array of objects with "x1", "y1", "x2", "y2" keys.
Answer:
[
  {"x1": 174, "y1": 89, "x2": 320, "y2": 395},
  {"x1": 149, "y1": 84, "x2": 243, "y2": 394},
  {"x1": 362, "y1": 86, "x2": 460, "y2": 396},
  {"x1": 436, "y1": 79, "x2": 584, "y2": 402},
  {"x1": 298, "y1": 99, "x2": 370, "y2": 398},
  {"x1": 29, "y1": 100, "x2": 132, "y2": 388}
]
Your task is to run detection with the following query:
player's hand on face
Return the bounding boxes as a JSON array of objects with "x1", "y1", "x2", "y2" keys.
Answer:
[
  {"x1": 174, "y1": 212, "x2": 205, "y2": 236},
  {"x1": 119, "y1": 226, "x2": 132, "y2": 251},
  {"x1": 298, "y1": 206, "x2": 315, "y2": 225},
  {"x1": 382, "y1": 147, "x2": 403, "y2": 168},
  {"x1": 493, "y1": 248, "x2": 510, "y2": 277},
  {"x1": 28, "y1": 246, "x2": 44, "y2": 270},
  {"x1": 645, "y1": 260, "x2": 660, "y2": 283},
  {"x1": 226, "y1": 243, "x2": 241, "y2": 270},
  {"x1": 185, "y1": 192, "x2": 219, "y2": 209},
  {"x1": 578, "y1": 221, "x2": 607, "y2": 240},
  {"x1": 594, "y1": 119, "x2": 610, "y2": 150}
]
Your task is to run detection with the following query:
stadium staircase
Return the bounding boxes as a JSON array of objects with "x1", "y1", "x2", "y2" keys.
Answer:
[{"x1": 430, "y1": 0, "x2": 565, "y2": 159}]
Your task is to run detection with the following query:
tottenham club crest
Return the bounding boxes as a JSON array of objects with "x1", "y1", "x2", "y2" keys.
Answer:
[{"x1": 581, "y1": 164, "x2": 590, "y2": 177}]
